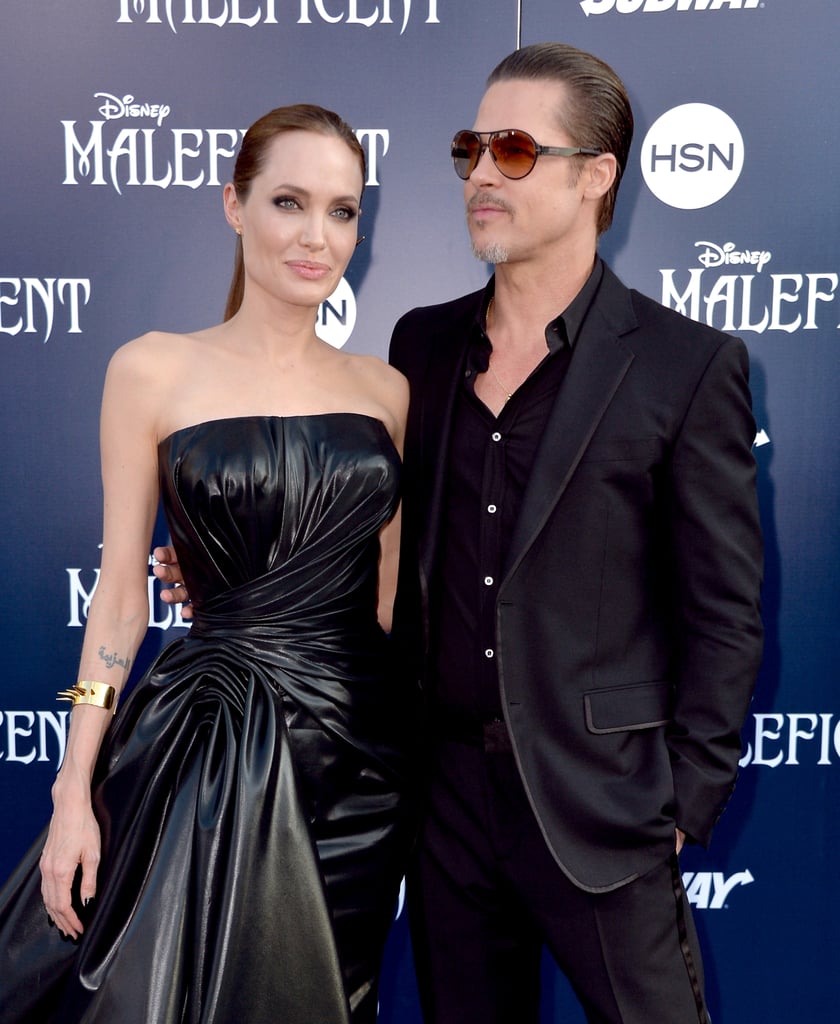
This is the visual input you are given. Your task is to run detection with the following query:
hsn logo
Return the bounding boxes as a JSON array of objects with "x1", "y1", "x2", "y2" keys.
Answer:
[
  {"x1": 682, "y1": 870, "x2": 754, "y2": 909},
  {"x1": 641, "y1": 104, "x2": 745, "y2": 210}
]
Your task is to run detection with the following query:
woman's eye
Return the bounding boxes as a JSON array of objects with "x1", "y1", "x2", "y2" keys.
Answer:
[
  {"x1": 272, "y1": 196, "x2": 299, "y2": 209},
  {"x1": 332, "y1": 207, "x2": 357, "y2": 221}
]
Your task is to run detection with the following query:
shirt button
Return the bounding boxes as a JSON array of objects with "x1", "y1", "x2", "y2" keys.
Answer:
[
  {"x1": 484, "y1": 648, "x2": 495, "y2": 659},
  {"x1": 491, "y1": 431, "x2": 502, "y2": 442},
  {"x1": 487, "y1": 504, "x2": 497, "y2": 514},
  {"x1": 484, "y1": 576, "x2": 494, "y2": 586}
]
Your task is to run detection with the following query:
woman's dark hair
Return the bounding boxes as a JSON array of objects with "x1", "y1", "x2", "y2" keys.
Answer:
[{"x1": 224, "y1": 104, "x2": 366, "y2": 320}]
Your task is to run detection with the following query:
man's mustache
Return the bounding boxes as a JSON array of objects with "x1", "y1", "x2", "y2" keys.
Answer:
[{"x1": 467, "y1": 192, "x2": 515, "y2": 216}]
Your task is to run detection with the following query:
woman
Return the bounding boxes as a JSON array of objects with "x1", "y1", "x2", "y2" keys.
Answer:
[{"x1": 0, "y1": 104, "x2": 414, "y2": 1023}]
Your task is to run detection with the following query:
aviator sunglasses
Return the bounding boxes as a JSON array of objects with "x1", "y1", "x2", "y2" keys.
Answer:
[{"x1": 451, "y1": 128, "x2": 603, "y2": 181}]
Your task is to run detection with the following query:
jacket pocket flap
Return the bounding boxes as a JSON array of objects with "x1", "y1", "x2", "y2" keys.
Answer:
[
  {"x1": 584, "y1": 680, "x2": 672, "y2": 735},
  {"x1": 579, "y1": 437, "x2": 663, "y2": 463}
]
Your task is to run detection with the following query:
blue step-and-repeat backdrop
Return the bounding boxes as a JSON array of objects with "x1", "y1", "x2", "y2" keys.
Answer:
[{"x1": 1, "y1": 3, "x2": 838, "y2": 1021}]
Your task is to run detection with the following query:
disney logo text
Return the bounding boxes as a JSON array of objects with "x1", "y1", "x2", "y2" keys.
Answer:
[
  {"x1": 696, "y1": 241, "x2": 771, "y2": 273},
  {"x1": 95, "y1": 93, "x2": 171, "y2": 127}
]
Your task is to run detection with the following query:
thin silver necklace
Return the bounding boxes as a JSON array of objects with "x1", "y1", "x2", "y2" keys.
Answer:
[{"x1": 485, "y1": 297, "x2": 513, "y2": 403}]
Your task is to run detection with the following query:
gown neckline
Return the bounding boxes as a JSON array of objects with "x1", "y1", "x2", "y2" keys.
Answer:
[{"x1": 157, "y1": 412, "x2": 394, "y2": 453}]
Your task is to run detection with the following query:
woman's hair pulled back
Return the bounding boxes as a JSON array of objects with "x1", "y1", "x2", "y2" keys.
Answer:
[{"x1": 224, "y1": 104, "x2": 366, "y2": 321}]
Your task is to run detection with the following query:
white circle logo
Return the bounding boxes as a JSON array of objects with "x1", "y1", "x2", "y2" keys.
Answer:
[
  {"x1": 315, "y1": 277, "x2": 357, "y2": 349},
  {"x1": 640, "y1": 103, "x2": 744, "y2": 210}
]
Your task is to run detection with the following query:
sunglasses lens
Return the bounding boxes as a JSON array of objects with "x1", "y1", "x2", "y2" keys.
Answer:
[
  {"x1": 452, "y1": 131, "x2": 480, "y2": 179},
  {"x1": 490, "y1": 130, "x2": 537, "y2": 179}
]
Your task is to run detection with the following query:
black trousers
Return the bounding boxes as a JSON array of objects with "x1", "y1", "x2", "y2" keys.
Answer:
[{"x1": 409, "y1": 738, "x2": 710, "y2": 1024}]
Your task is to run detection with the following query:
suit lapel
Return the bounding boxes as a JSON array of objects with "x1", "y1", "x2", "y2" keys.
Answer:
[{"x1": 503, "y1": 273, "x2": 637, "y2": 580}]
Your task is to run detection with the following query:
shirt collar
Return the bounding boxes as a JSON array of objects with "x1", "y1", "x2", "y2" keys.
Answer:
[{"x1": 475, "y1": 256, "x2": 605, "y2": 355}]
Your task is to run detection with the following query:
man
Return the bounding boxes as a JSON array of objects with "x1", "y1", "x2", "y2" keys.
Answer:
[
  {"x1": 387, "y1": 43, "x2": 763, "y2": 1024},
  {"x1": 156, "y1": 41, "x2": 762, "y2": 1023}
]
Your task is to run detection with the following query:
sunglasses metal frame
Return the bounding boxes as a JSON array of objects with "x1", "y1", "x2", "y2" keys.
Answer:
[{"x1": 451, "y1": 128, "x2": 603, "y2": 180}]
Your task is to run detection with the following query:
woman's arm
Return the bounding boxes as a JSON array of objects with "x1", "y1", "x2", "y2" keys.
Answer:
[
  {"x1": 40, "y1": 340, "x2": 162, "y2": 939},
  {"x1": 377, "y1": 506, "x2": 401, "y2": 634},
  {"x1": 376, "y1": 366, "x2": 408, "y2": 634}
]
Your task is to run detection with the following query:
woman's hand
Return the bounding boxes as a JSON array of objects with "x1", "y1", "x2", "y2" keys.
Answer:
[{"x1": 40, "y1": 772, "x2": 101, "y2": 940}]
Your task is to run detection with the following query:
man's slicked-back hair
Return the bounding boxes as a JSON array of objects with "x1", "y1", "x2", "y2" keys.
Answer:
[{"x1": 487, "y1": 43, "x2": 633, "y2": 234}]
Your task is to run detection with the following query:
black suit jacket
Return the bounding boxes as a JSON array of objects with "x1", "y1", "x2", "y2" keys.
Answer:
[{"x1": 389, "y1": 263, "x2": 763, "y2": 892}]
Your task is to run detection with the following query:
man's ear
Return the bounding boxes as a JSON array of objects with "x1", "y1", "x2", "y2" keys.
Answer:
[{"x1": 583, "y1": 152, "x2": 618, "y2": 201}]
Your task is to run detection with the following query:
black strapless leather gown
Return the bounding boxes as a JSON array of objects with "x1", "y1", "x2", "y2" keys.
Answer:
[{"x1": 0, "y1": 414, "x2": 415, "y2": 1024}]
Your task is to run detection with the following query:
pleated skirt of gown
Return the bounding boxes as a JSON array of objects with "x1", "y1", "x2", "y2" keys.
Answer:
[{"x1": 0, "y1": 414, "x2": 418, "y2": 1023}]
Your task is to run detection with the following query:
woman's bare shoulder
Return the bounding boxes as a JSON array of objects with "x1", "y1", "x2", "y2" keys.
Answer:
[
  {"x1": 339, "y1": 351, "x2": 408, "y2": 443},
  {"x1": 111, "y1": 328, "x2": 206, "y2": 362},
  {"x1": 103, "y1": 330, "x2": 219, "y2": 436},
  {"x1": 106, "y1": 328, "x2": 213, "y2": 386},
  {"x1": 344, "y1": 351, "x2": 407, "y2": 401}
]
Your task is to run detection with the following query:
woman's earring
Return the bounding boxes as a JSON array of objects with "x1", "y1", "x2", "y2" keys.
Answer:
[{"x1": 355, "y1": 235, "x2": 366, "y2": 247}]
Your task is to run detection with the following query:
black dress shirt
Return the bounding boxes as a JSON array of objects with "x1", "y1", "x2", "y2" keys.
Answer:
[{"x1": 432, "y1": 259, "x2": 605, "y2": 726}]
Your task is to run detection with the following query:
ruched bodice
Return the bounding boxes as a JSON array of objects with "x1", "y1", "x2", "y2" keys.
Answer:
[
  {"x1": 159, "y1": 413, "x2": 399, "y2": 606},
  {"x1": 0, "y1": 413, "x2": 414, "y2": 1024},
  {"x1": 159, "y1": 414, "x2": 405, "y2": 770}
]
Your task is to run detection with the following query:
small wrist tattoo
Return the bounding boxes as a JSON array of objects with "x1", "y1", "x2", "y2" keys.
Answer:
[{"x1": 98, "y1": 646, "x2": 131, "y2": 672}]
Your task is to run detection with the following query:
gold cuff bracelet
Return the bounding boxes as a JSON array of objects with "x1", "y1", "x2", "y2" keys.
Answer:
[{"x1": 57, "y1": 681, "x2": 117, "y2": 715}]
